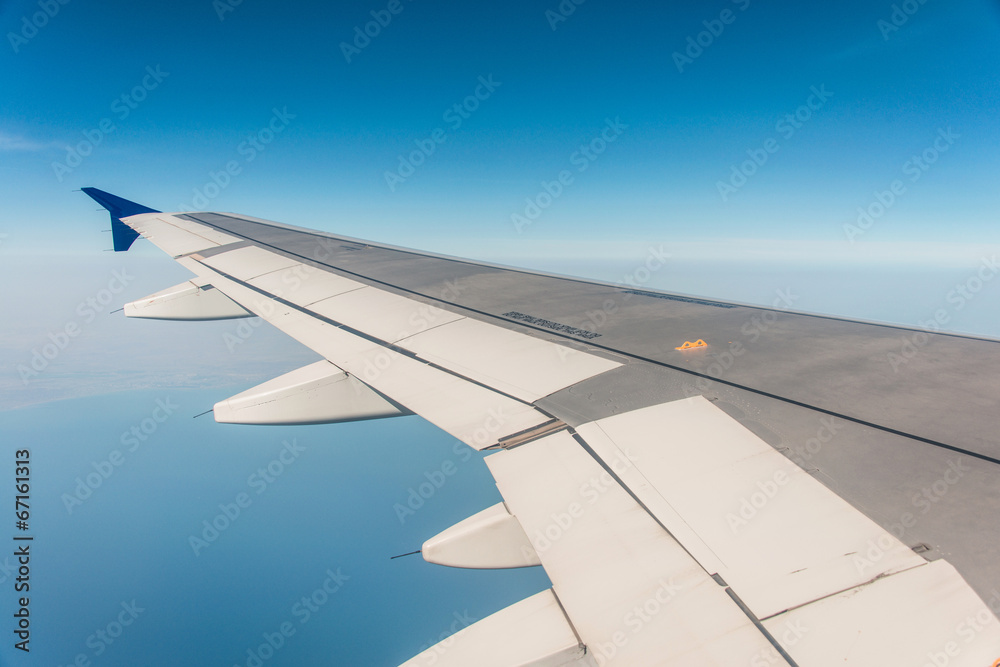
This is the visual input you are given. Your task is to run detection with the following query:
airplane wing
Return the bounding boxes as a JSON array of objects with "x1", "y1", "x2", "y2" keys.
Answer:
[{"x1": 82, "y1": 187, "x2": 1000, "y2": 666}]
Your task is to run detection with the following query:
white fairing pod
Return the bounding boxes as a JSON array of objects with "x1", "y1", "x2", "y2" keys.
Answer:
[
  {"x1": 213, "y1": 360, "x2": 410, "y2": 425},
  {"x1": 124, "y1": 280, "x2": 253, "y2": 320},
  {"x1": 422, "y1": 502, "x2": 541, "y2": 569},
  {"x1": 398, "y1": 590, "x2": 593, "y2": 667}
]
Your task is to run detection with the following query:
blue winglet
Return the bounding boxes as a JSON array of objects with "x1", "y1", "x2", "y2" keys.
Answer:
[{"x1": 82, "y1": 187, "x2": 160, "y2": 252}]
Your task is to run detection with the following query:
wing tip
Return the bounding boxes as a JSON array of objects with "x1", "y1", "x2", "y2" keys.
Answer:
[{"x1": 81, "y1": 187, "x2": 160, "y2": 252}]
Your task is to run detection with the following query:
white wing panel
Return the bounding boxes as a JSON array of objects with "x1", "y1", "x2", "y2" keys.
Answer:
[
  {"x1": 308, "y1": 286, "x2": 465, "y2": 343},
  {"x1": 188, "y1": 259, "x2": 549, "y2": 449},
  {"x1": 247, "y1": 264, "x2": 366, "y2": 307},
  {"x1": 336, "y1": 341, "x2": 546, "y2": 450},
  {"x1": 200, "y1": 245, "x2": 300, "y2": 280},
  {"x1": 400, "y1": 318, "x2": 621, "y2": 403},
  {"x1": 156, "y1": 215, "x2": 244, "y2": 245},
  {"x1": 763, "y1": 560, "x2": 1000, "y2": 666},
  {"x1": 125, "y1": 213, "x2": 169, "y2": 238},
  {"x1": 575, "y1": 397, "x2": 927, "y2": 620},
  {"x1": 487, "y1": 430, "x2": 789, "y2": 667},
  {"x1": 125, "y1": 214, "x2": 222, "y2": 256}
]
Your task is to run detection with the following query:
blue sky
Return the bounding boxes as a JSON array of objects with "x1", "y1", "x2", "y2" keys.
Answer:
[
  {"x1": 2, "y1": 0, "x2": 999, "y2": 254},
  {"x1": 2, "y1": 0, "x2": 1000, "y2": 665}
]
